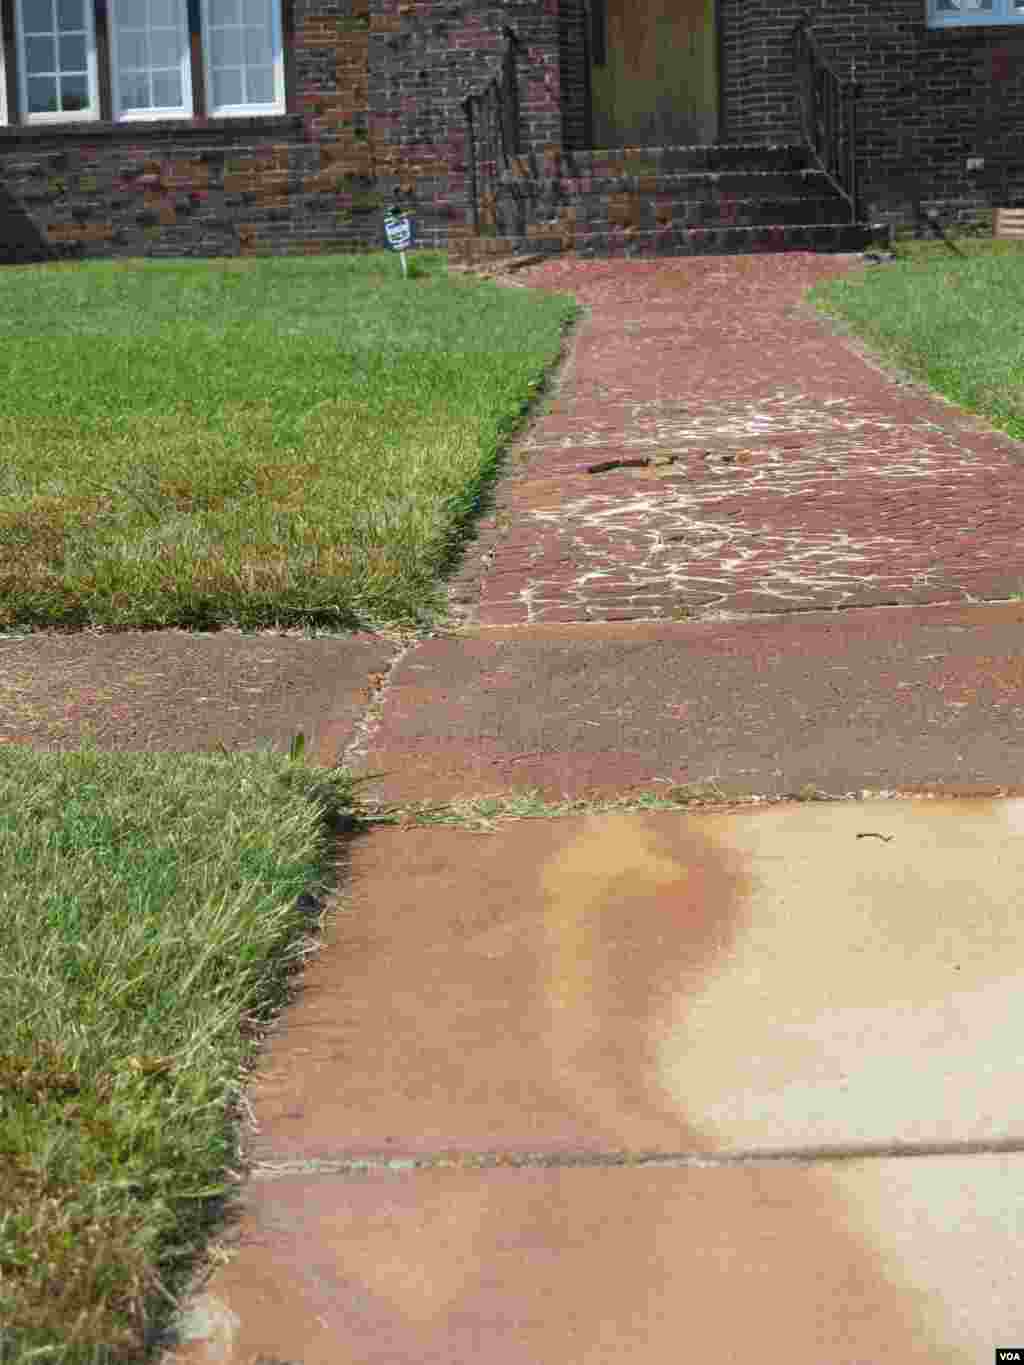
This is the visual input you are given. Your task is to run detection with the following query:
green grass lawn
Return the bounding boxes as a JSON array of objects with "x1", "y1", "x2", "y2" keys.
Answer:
[
  {"x1": 0, "y1": 250, "x2": 577, "y2": 1363},
  {"x1": 808, "y1": 237, "x2": 1024, "y2": 442},
  {"x1": 0, "y1": 250, "x2": 576, "y2": 634},
  {"x1": 0, "y1": 739, "x2": 365, "y2": 1362}
]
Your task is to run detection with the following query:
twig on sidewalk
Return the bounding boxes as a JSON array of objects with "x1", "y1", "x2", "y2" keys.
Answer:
[{"x1": 585, "y1": 454, "x2": 681, "y2": 474}]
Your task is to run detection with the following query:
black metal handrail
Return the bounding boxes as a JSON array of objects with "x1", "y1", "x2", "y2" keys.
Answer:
[
  {"x1": 462, "y1": 26, "x2": 521, "y2": 235},
  {"x1": 792, "y1": 15, "x2": 862, "y2": 222}
]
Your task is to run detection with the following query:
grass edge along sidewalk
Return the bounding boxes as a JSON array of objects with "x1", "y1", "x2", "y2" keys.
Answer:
[
  {"x1": 0, "y1": 737, "x2": 372, "y2": 1362},
  {"x1": 807, "y1": 237, "x2": 1024, "y2": 444},
  {"x1": 0, "y1": 250, "x2": 577, "y2": 637},
  {"x1": 0, "y1": 250, "x2": 577, "y2": 1363}
]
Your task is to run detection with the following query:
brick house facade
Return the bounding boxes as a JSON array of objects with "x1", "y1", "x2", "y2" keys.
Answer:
[{"x1": 1, "y1": 0, "x2": 1022, "y2": 262}]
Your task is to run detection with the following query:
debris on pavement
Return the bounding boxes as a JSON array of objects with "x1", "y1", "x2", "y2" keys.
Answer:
[{"x1": 586, "y1": 453, "x2": 682, "y2": 474}]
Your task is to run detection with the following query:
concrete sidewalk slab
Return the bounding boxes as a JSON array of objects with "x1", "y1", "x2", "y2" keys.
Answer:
[
  {"x1": 353, "y1": 604, "x2": 1024, "y2": 804},
  {"x1": 246, "y1": 801, "x2": 1024, "y2": 1161},
  {"x1": 0, "y1": 627, "x2": 396, "y2": 759},
  {"x1": 167, "y1": 1156, "x2": 1024, "y2": 1364}
]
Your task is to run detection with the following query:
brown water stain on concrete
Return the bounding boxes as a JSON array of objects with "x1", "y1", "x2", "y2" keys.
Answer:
[
  {"x1": 166, "y1": 796, "x2": 1024, "y2": 1362},
  {"x1": 244, "y1": 811, "x2": 750, "y2": 1161},
  {"x1": 245, "y1": 798, "x2": 1024, "y2": 1160}
]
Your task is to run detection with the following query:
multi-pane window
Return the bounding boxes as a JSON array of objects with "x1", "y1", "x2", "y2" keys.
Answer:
[
  {"x1": 15, "y1": 0, "x2": 99, "y2": 121},
  {"x1": 930, "y1": 0, "x2": 1024, "y2": 23},
  {"x1": 202, "y1": 0, "x2": 283, "y2": 116},
  {"x1": 109, "y1": 0, "x2": 192, "y2": 118},
  {"x1": 1, "y1": 0, "x2": 282, "y2": 122}
]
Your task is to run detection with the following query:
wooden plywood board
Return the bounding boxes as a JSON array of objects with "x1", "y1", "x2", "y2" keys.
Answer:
[
  {"x1": 591, "y1": 0, "x2": 718, "y2": 149},
  {"x1": 994, "y1": 207, "x2": 1024, "y2": 239}
]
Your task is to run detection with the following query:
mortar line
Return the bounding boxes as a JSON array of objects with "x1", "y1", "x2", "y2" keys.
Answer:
[{"x1": 250, "y1": 1136, "x2": 1024, "y2": 1179}]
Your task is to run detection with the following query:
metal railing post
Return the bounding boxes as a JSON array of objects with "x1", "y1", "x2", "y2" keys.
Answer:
[
  {"x1": 460, "y1": 27, "x2": 521, "y2": 242},
  {"x1": 463, "y1": 97, "x2": 480, "y2": 233},
  {"x1": 792, "y1": 15, "x2": 861, "y2": 222}
]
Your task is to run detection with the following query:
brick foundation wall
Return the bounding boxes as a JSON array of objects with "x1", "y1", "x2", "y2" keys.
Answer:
[{"x1": 0, "y1": 117, "x2": 377, "y2": 262}]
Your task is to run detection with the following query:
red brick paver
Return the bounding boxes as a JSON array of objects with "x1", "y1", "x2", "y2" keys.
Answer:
[{"x1": 460, "y1": 255, "x2": 1024, "y2": 625}]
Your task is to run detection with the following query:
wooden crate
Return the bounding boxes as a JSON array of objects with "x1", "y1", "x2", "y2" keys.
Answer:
[{"x1": 994, "y1": 207, "x2": 1024, "y2": 240}]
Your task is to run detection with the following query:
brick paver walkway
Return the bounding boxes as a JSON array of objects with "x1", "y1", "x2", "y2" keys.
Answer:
[{"x1": 462, "y1": 255, "x2": 1024, "y2": 625}]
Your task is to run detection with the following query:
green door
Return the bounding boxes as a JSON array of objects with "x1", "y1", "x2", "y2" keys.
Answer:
[{"x1": 590, "y1": 0, "x2": 719, "y2": 148}]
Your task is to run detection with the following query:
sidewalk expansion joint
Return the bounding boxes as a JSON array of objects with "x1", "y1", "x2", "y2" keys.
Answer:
[{"x1": 251, "y1": 1137, "x2": 1024, "y2": 1179}]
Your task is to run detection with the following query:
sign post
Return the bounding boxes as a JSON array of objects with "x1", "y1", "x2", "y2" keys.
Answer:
[{"x1": 383, "y1": 207, "x2": 415, "y2": 277}]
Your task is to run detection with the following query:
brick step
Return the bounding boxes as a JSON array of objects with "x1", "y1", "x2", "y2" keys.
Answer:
[
  {"x1": 556, "y1": 142, "x2": 814, "y2": 177},
  {"x1": 448, "y1": 221, "x2": 884, "y2": 263},
  {"x1": 571, "y1": 196, "x2": 855, "y2": 232},
  {"x1": 571, "y1": 222, "x2": 881, "y2": 257},
  {"x1": 513, "y1": 169, "x2": 841, "y2": 201}
]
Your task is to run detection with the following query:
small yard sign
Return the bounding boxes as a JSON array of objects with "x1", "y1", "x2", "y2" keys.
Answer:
[{"x1": 384, "y1": 208, "x2": 415, "y2": 277}]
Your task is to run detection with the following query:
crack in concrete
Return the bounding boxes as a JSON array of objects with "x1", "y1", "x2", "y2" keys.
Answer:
[{"x1": 338, "y1": 638, "x2": 420, "y2": 776}]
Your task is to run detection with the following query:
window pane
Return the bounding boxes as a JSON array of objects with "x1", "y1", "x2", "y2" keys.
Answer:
[
  {"x1": 60, "y1": 72, "x2": 88, "y2": 107},
  {"x1": 243, "y1": 26, "x2": 268, "y2": 65},
  {"x1": 25, "y1": 35, "x2": 55, "y2": 72},
  {"x1": 113, "y1": 0, "x2": 187, "y2": 113},
  {"x1": 245, "y1": 63, "x2": 272, "y2": 102},
  {"x1": 56, "y1": 0, "x2": 84, "y2": 30},
  {"x1": 119, "y1": 68, "x2": 148, "y2": 105},
  {"x1": 26, "y1": 74, "x2": 58, "y2": 110},
  {"x1": 21, "y1": 0, "x2": 53, "y2": 33},
  {"x1": 149, "y1": 27, "x2": 177, "y2": 65},
  {"x1": 118, "y1": 28, "x2": 148, "y2": 67},
  {"x1": 211, "y1": 66, "x2": 241, "y2": 106},
  {"x1": 935, "y1": 0, "x2": 993, "y2": 7},
  {"x1": 211, "y1": 26, "x2": 242, "y2": 64},
  {"x1": 210, "y1": 0, "x2": 240, "y2": 28},
  {"x1": 59, "y1": 32, "x2": 86, "y2": 69},
  {"x1": 207, "y1": 0, "x2": 277, "y2": 111},
  {"x1": 151, "y1": 68, "x2": 181, "y2": 105}
]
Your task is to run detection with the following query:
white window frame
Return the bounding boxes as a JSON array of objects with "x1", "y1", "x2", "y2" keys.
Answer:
[
  {"x1": 199, "y1": 0, "x2": 284, "y2": 118},
  {"x1": 929, "y1": 0, "x2": 1024, "y2": 26},
  {"x1": 108, "y1": 0, "x2": 193, "y2": 121},
  {"x1": 14, "y1": 0, "x2": 100, "y2": 123}
]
